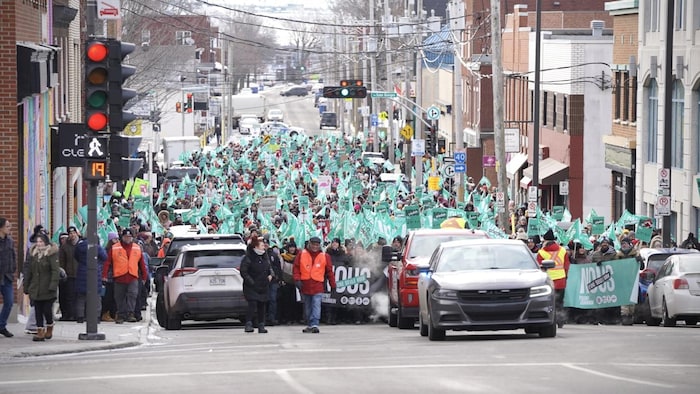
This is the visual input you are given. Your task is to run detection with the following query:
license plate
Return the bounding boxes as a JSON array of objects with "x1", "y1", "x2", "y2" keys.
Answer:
[{"x1": 210, "y1": 277, "x2": 226, "y2": 286}]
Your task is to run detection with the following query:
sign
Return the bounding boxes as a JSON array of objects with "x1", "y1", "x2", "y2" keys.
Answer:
[
  {"x1": 442, "y1": 164, "x2": 455, "y2": 178},
  {"x1": 454, "y1": 163, "x2": 466, "y2": 173},
  {"x1": 97, "y1": 0, "x2": 121, "y2": 20},
  {"x1": 658, "y1": 168, "x2": 670, "y2": 188},
  {"x1": 482, "y1": 155, "x2": 496, "y2": 167},
  {"x1": 505, "y1": 128, "x2": 520, "y2": 153},
  {"x1": 84, "y1": 137, "x2": 108, "y2": 158},
  {"x1": 317, "y1": 175, "x2": 333, "y2": 196},
  {"x1": 84, "y1": 160, "x2": 107, "y2": 181},
  {"x1": 495, "y1": 192, "x2": 505, "y2": 213},
  {"x1": 400, "y1": 124, "x2": 413, "y2": 140},
  {"x1": 528, "y1": 186, "x2": 538, "y2": 202},
  {"x1": 590, "y1": 216, "x2": 605, "y2": 235},
  {"x1": 258, "y1": 196, "x2": 277, "y2": 214},
  {"x1": 454, "y1": 150, "x2": 466, "y2": 164},
  {"x1": 527, "y1": 201, "x2": 537, "y2": 218},
  {"x1": 370, "y1": 113, "x2": 378, "y2": 126},
  {"x1": 426, "y1": 105, "x2": 440, "y2": 120},
  {"x1": 411, "y1": 139, "x2": 425, "y2": 157},
  {"x1": 432, "y1": 208, "x2": 448, "y2": 229},
  {"x1": 405, "y1": 205, "x2": 421, "y2": 229},
  {"x1": 564, "y1": 258, "x2": 639, "y2": 309},
  {"x1": 51, "y1": 123, "x2": 90, "y2": 168},
  {"x1": 559, "y1": 180, "x2": 569, "y2": 196},
  {"x1": 427, "y1": 176, "x2": 440, "y2": 191},
  {"x1": 656, "y1": 195, "x2": 671, "y2": 216},
  {"x1": 370, "y1": 91, "x2": 398, "y2": 98},
  {"x1": 551, "y1": 205, "x2": 565, "y2": 221}
]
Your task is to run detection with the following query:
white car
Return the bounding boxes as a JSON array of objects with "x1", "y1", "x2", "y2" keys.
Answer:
[
  {"x1": 267, "y1": 108, "x2": 284, "y2": 122},
  {"x1": 239, "y1": 116, "x2": 261, "y2": 136},
  {"x1": 646, "y1": 254, "x2": 700, "y2": 327},
  {"x1": 361, "y1": 151, "x2": 386, "y2": 167},
  {"x1": 156, "y1": 243, "x2": 247, "y2": 330}
]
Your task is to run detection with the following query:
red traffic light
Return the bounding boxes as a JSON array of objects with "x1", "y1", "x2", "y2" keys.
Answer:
[
  {"x1": 86, "y1": 41, "x2": 109, "y2": 62},
  {"x1": 87, "y1": 112, "x2": 108, "y2": 131}
]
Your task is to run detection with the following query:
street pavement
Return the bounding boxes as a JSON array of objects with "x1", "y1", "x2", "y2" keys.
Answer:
[{"x1": 0, "y1": 311, "x2": 151, "y2": 360}]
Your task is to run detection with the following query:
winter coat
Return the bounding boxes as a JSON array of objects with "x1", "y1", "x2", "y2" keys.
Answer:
[
  {"x1": 59, "y1": 239, "x2": 79, "y2": 277},
  {"x1": 239, "y1": 248, "x2": 272, "y2": 302},
  {"x1": 590, "y1": 247, "x2": 618, "y2": 263},
  {"x1": 0, "y1": 235, "x2": 17, "y2": 284},
  {"x1": 24, "y1": 244, "x2": 60, "y2": 301},
  {"x1": 74, "y1": 240, "x2": 107, "y2": 295}
]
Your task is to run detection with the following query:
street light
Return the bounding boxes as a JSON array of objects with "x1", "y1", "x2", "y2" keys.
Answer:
[{"x1": 180, "y1": 75, "x2": 186, "y2": 137}]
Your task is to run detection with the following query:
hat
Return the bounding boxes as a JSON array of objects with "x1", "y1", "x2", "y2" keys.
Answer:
[
  {"x1": 620, "y1": 237, "x2": 631, "y2": 244},
  {"x1": 599, "y1": 237, "x2": 610, "y2": 244},
  {"x1": 332, "y1": 237, "x2": 342, "y2": 244},
  {"x1": 121, "y1": 228, "x2": 134, "y2": 237},
  {"x1": 67, "y1": 226, "x2": 78, "y2": 234},
  {"x1": 309, "y1": 236, "x2": 322, "y2": 244},
  {"x1": 392, "y1": 236, "x2": 403, "y2": 244},
  {"x1": 29, "y1": 225, "x2": 48, "y2": 242},
  {"x1": 107, "y1": 232, "x2": 119, "y2": 241},
  {"x1": 59, "y1": 232, "x2": 69, "y2": 239},
  {"x1": 34, "y1": 232, "x2": 50, "y2": 245},
  {"x1": 516, "y1": 231, "x2": 528, "y2": 241},
  {"x1": 526, "y1": 237, "x2": 536, "y2": 244},
  {"x1": 542, "y1": 229, "x2": 556, "y2": 241},
  {"x1": 623, "y1": 229, "x2": 630, "y2": 234}
]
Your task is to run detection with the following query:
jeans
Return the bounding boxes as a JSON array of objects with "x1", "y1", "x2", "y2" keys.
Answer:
[
  {"x1": 0, "y1": 278, "x2": 13, "y2": 329},
  {"x1": 113, "y1": 280, "x2": 139, "y2": 320},
  {"x1": 303, "y1": 293, "x2": 323, "y2": 328},
  {"x1": 267, "y1": 281, "x2": 279, "y2": 322}
]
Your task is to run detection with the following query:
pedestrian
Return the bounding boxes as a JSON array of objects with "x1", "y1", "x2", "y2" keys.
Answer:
[
  {"x1": 100, "y1": 232, "x2": 119, "y2": 322},
  {"x1": 239, "y1": 235, "x2": 273, "y2": 333},
  {"x1": 0, "y1": 218, "x2": 17, "y2": 338},
  {"x1": 616, "y1": 237, "x2": 642, "y2": 325},
  {"x1": 102, "y1": 228, "x2": 148, "y2": 324},
  {"x1": 278, "y1": 240, "x2": 302, "y2": 324},
  {"x1": 58, "y1": 225, "x2": 81, "y2": 321},
  {"x1": 23, "y1": 231, "x2": 60, "y2": 341},
  {"x1": 590, "y1": 237, "x2": 619, "y2": 324},
  {"x1": 293, "y1": 236, "x2": 336, "y2": 333},
  {"x1": 536, "y1": 229, "x2": 570, "y2": 328},
  {"x1": 265, "y1": 237, "x2": 284, "y2": 326},
  {"x1": 324, "y1": 238, "x2": 348, "y2": 325},
  {"x1": 74, "y1": 237, "x2": 107, "y2": 323}
]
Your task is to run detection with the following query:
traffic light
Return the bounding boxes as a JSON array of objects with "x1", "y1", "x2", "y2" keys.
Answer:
[
  {"x1": 323, "y1": 85, "x2": 367, "y2": 99},
  {"x1": 175, "y1": 102, "x2": 182, "y2": 113},
  {"x1": 425, "y1": 127, "x2": 435, "y2": 156},
  {"x1": 85, "y1": 39, "x2": 110, "y2": 132},
  {"x1": 185, "y1": 93, "x2": 193, "y2": 113},
  {"x1": 109, "y1": 134, "x2": 143, "y2": 181},
  {"x1": 107, "y1": 40, "x2": 137, "y2": 132}
]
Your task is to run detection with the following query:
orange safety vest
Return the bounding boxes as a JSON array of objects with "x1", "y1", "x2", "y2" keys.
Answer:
[
  {"x1": 299, "y1": 250, "x2": 328, "y2": 282},
  {"x1": 111, "y1": 243, "x2": 143, "y2": 278},
  {"x1": 538, "y1": 247, "x2": 567, "y2": 281}
]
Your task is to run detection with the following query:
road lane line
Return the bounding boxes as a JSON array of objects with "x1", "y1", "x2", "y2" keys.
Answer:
[
  {"x1": 561, "y1": 363, "x2": 673, "y2": 388},
  {"x1": 276, "y1": 370, "x2": 314, "y2": 394}
]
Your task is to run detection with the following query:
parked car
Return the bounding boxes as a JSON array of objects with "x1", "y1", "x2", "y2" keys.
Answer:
[
  {"x1": 361, "y1": 151, "x2": 386, "y2": 168},
  {"x1": 645, "y1": 253, "x2": 700, "y2": 327},
  {"x1": 417, "y1": 239, "x2": 557, "y2": 340},
  {"x1": 320, "y1": 111, "x2": 338, "y2": 129},
  {"x1": 281, "y1": 86, "x2": 308, "y2": 96},
  {"x1": 267, "y1": 108, "x2": 284, "y2": 122},
  {"x1": 261, "y1": 121, "x2": 290, "y2": 135},
  {"x1": 152, "y1": 233, "x2": 244, "y2": 293},
  {"x1": 156, "y1": 243, "x2": 248, "y2": 330},
  {"x1": 239, "y1": 115, "x2": 261, "y2": 136},
  {"x1": 385, "y1": 228, "x2": 489, "y2": 329},
  {"x1": 635, "y1": 248, "x2": 699, "y2": 323}
]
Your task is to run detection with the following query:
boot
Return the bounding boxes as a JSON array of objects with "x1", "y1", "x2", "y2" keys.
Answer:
[
  {"x1": 44, "y1": 324, "x2": 54, "y2": 340},
  {"x1": 244, "y1": 322, "x2": 254, "y2": 333},
  {"x1": 101, "y1": 311, "x2": 114, "y2": 322},
  {"x1": 127, "y1": 313, "x2": 137, "y2": 323},
  {"x1": 258, "y1": 324, "x2": 268, "y2": 334},
  {"x1": 32, "y1": 327, "x2": 46, "y2": 342}
]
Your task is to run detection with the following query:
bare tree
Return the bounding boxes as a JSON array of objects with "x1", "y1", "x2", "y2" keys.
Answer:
[{"x1": 222, "y1": 11, "x2": 277, "y2": 93}]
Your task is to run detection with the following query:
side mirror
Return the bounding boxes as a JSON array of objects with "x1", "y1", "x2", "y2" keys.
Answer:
[
  {"x1": 148, "y1": 257, "x2": 165, "y2": 269},
  {"x1": 540, "y1": 259, "x2": 555, "y2": 270},
  {"x1": 381, "y1": 245, "x2": 397, "y2": 262}
]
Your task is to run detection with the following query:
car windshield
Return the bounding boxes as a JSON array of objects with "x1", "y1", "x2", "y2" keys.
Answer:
[
  {"x1": 183, "y1": 249, "x2": 246, "y2": 269},
  {"x1": 168, "y1": 238, "x2": 244, "y2": 257},
  {"x1": 436, "y1": 244, "x2": 538, "y2": 272},
  {"x1": 647, "y1": 254, "x2": 674, "y2": 272},
  {"x1": 679, "y1": 259, "x2": 700, "y2": 273},
  {"x1": 165, "y1": 167, "x2": 200, "y2": 181},
  {"x1": 408, "y1": 234, "x2": 484, "y2": 258}
]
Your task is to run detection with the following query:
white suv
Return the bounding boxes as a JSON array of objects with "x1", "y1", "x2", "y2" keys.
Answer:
[
  {"x1": 156, "y1": 243, "x2": 247, "y2": 330},
  {"x1": 267, "y1": 108, "x2": 284, "y2": 122}
]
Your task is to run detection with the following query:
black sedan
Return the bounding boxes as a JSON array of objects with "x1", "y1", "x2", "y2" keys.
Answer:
[{"x1": 418, "y1": 239, "x2": 557, "y2": 340}]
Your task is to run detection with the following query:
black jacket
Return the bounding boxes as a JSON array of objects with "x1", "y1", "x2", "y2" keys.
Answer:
[
  {"x1": 239, "y1": 249, "x2": 272, "y2": 302},
  {"x1": 0, "y1": 235, "x2": 17, "y2": 283}
]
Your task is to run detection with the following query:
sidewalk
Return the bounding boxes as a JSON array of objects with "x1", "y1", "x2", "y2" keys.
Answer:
[{"x1": 0, "y1": 312, "x2": 152, "y2": 360}]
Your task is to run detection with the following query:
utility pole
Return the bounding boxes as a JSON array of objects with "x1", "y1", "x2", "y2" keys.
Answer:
[
  {"x1": 415, "y1": 1, "x2": 424, "y2": 187},
  {"x1": 533, "y1": 0, "x2": 542, "y2": 192},
  {"x1": 385, "y1": 3, "x2": 395, "y2": 164},
  {"x1": 370, "y1": 0, "x2": 378, "y2": 153},
  {"x1": 452, "y1": 0, "x2": 465, "y2": 202},
  {"x1": 661, "y1": 0, "x2": 675, "y2": 247},
  {"x1": 491, "y1": 0, "x2": 508, "y2": 229}
]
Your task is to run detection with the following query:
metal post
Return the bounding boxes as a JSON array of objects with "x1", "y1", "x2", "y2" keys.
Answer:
[
  {"x1": 454, "y1": 22, "x2": 464, "y2": 202},
  {"x1": 661, "y1": 0, "x2": 675, "y2": 247},
  {"x1": 385, "y1": 3, "x2": 395, "y2": 164},
  {"x1": 491, "y1": 0, "x2": 509, "y2": 229},
  {"x1": 415, "y1": 2, "x2": 424, "y2": 187},
  {"x1": 533, "y1": 0, "x2": 542, "y2": 193}
]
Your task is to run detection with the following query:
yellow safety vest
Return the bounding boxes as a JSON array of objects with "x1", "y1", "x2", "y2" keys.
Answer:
[{"x1": 538, "y1": 247, "x2": 567, "y2": 281}]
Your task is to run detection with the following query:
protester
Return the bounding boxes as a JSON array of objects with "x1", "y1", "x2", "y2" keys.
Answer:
[
  {"x1": 590, "y1": 237, "x2": 619, "y2": 324},
  {"x1": 293, "y1": 236, "x2": 336, "y2": 333},
  {"x1": 278, "y1": 240, "x2": 302, "y2": 324},
  {"x1": 264, "y1": 237, "x2": 284, "y2": 326},
  {"x1": 74, "y1": 237, "x2": 107, "y2": 324},
  {"x1": 23, "y1": 232, "x2": 60, "y2": 341},
  {"x1": 536, "y1": 229, "x2": 570, "y2": 328},
  {"x1": 0, "y1": 218, "x2": 17, "y2": 338},
  {"x1": 616, "y1": 237, "x2": 642, "y2": 325},
  {"x1": 102, "y1": 228, "x2": 148, "y2": 324},
  {"x1": 58, "y1": 225, "x2": 81, "y2": 321},
  {"x1": 239, "y1": 235, "x2": 273, "y2": 333}
]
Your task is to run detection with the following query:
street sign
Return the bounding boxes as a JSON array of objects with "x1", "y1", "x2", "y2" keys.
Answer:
[
  {"x1": 84, "y1": 136, "x2": 108, "y2": 158},
  {"x1": 370, "y1": 113, "x2": 378, "y2": 126},
  {"x1": 51, "y1": 123, "x2": 90, "y2": 168},
  {"x1": 496, "y1": 192, "x2": 505, "y2": 213},
  {"x1": 658, "y1": 168, "x2": 670, "y2": 188},
  {"x1": 426, "y1": 105, "x2": 440, "y2": 120},
  {"x1": 454, "y1": 163, "x2": 466, "y2": 173},
  {"x1": 528, "y1": 186, "x2": 538, "y2": 202},
  {"x1": 559, "y1": 180, "x2": 569, "y2": 196},
  {"x1": 97, "y1": 0, "x2": 121, "y2": 20},
  {"x1": 656, "y1": 195, "x2": 671, "y2": 216},
  {"x1": 442, "y1": 164, "x2": 455, "y2": 178},
  {"x1": 482, "y1": 155, "x2": 496, "y2": 167},
  {"x1": 454, "y1": 150, "x2": 466, "y2": 164},
  {"x1": 411, "y1": 139, "x2": 425, "y2": 157},
  {"x1": 527, "y1": 201, "x2": 537, "y2": 218},
  {"x1": 505, "y1": 128, "x2": 520, "y2": 153},
  {"x1": 401, "y1": 124, "x2": 413, "y2": 140},
  {"x1": 370, "y1": 91, "x2": 398, "y2": 98}
]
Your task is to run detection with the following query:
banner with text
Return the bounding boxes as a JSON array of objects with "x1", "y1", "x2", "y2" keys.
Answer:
[{"x1": 563, "y1": 258, "x2": 639, "y2": 309}]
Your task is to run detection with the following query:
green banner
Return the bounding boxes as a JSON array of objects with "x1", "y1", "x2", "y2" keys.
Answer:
[
  {"x1": 527, "y1": 218, "x2": 545, "y2": 237},
  {"x1": 298, "y1": 196, "x2": 309, "y2": 211},
  {"x1": 405, "y1": 205, "x2": 421, "y2": 229},
  {"x1": 551, "y1": 206, "x2": 565, "y2": 221},
  {"x1": 375, "y1": 201, "x2": 389, "y2": 214},
  {"x1": 432, "y1": 208, "x2": 448, "y2": 229},
  {"x1": 465, "y1": 211, "x2": 479, "y2": 229},
  {"x1": 590, "y1": 215, "x2": 605, "y2": 235},
  {"x1": 563, "y1": 258, "x2": 639, "y2": 309}
]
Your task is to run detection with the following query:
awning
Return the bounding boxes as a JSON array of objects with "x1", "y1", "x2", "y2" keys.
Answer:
[
  {"x1": 506, "y1": 153, "x2": 528, "y2": 178},
  {"x1": 522, "y1": 158, "x2": 569, "y2": 185},
  {"x1": 520, "y1": 176, "x2": 532, "y2": 189}
]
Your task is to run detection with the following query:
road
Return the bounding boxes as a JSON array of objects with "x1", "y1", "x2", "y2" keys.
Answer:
[{"x1": 1, "y1": 320, "x2": 698, "y2": 393}]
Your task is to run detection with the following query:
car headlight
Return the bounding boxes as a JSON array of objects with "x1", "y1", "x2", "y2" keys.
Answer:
[
  {"x1": 433, "y1": 288, "x2": 459, "y2": 299},
  {"x1": 530, "y1": 284, "x2": 553, "y2": 298}
]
